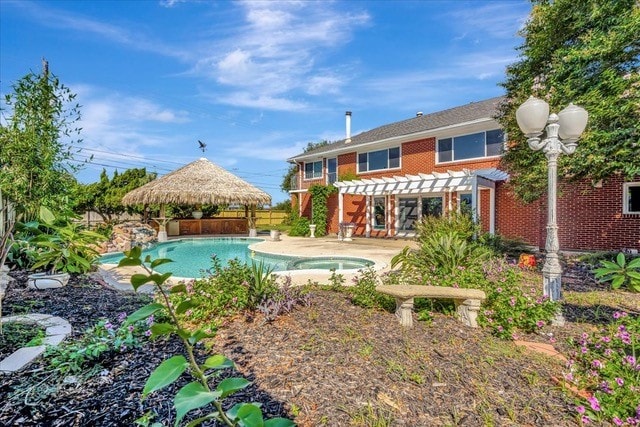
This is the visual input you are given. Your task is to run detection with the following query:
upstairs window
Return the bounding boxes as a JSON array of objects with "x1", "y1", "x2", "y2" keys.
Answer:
[
  {"x1": 327, "y1": 158, "x2": 337, "y2": 184},
  {"x1": 304, "y1": 160, "x2": 322, "y2": 180},
  {"x1": 624, "y1": 183, "x2": 640, "y2": 214},
  {"x1": 437, "y1": 129, "x2": 504, "y2": 163},
  {"x1": 358, "y1": 147, "x2": 400, "y2": 173}
]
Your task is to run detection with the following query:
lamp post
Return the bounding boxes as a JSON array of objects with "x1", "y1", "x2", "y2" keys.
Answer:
[{"x1": 516, "y1": 96, "x2": 588, "y2": 322}]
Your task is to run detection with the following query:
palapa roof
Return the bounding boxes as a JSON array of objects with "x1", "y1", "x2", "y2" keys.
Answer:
[{"x1": 122, "y1": 158, "x2": 271, "y2": 206}]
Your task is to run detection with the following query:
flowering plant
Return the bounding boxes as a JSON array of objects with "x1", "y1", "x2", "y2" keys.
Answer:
[{"x1": 565, "y1": 311, "x2": 640, "y2": 425}]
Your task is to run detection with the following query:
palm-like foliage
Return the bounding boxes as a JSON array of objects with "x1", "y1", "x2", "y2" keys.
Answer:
[{"x1": 594, "y1": 253, "x2": 640, "y2": 292}]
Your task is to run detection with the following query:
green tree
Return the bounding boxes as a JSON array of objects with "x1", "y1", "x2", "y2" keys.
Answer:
[
  {"x1": 74, "y1": 168, "x2": 157, "y2": 223},
  {"x1": 280, "y1": 140, "x2": 330, "y2": 192},
  {"x1": 0, "y1": 60, "x2": 83, "y2": 220},
  {"x1": 497, "y1": 0, "x2": 640, "y2": 202}
]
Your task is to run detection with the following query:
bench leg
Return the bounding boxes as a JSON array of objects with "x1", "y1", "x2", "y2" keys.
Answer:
[
  {"x1": 454, "y1": 298, "x2": 481, "y2": 328},
  {"x1": 395, "y1": 297, "x2": 414, "y2": 328}
]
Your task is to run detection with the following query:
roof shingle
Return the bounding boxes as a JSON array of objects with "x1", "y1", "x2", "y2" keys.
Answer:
[{"x1": 290, "y1": 96, "x2": 505, "y2": 160}]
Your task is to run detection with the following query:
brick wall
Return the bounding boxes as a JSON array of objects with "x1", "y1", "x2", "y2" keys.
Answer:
[
  {"x1": 555, "y1": 175, "x2": 640, "y2": 251},
  {"x1": 292, "y1": 142, "x2": 639, "y2": 251},
  {"x1": 495, "y1": 182, "x2": 542, "y2": 247}
]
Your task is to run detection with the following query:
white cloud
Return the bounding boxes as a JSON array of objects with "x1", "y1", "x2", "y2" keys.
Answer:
[
  {"x1": 446, "y1": 2, "x2": 530, "y2": 40},
  {"x1": 73, "y1": 85, "x2": 190, "y2": 158},
  {"x1": 194, "y1": 1, "x2": 370, "y2": 110},
  {"x1": 217, "y1": 92, "x2": 308, "y2": 111}
]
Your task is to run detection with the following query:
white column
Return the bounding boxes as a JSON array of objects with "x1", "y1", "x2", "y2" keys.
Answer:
[
  {"x1": 471, "y1": 175, "x2": 478, "y2": 225},
  {"x1": 393, "y1": 197, "x2": 399, "y2": 236},
  {"x1": 365, "y1": 195, "x2": 371, "y2": 237},
  {"x1": 489, "y1": 187, "x2": 496, "y2": 234},
  {"x1": 338, "y1": 191, "x2": 344, "y2": 225}
]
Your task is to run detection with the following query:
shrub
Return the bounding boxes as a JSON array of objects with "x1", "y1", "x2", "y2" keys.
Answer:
[
  {"x1": 593, "y1": 252, "x2": 640, "y2": 292},
  {"x1": 288, "y1": 215, "x2": 310, "y2": 237},
  {"x1": 349, "y1": 268, "x2": 395, "y2": 312},
  {"x1": 166, "y1": 257, "x2": 279, "y2": 329},
  {"x1": 392, "y1": 230, "x2": 493, "y2": 282},
  {"x1": 46, "y1": 314, "x2": 152, "y2": 374},
  {"x1": 257, "y1": 276, "x2": 312, "y2": 322},
  {"x1": 564, "y1": 311, "x2": 640, "y2": 425},
  {"x1": 474, "y1": 259, "x2": 559, "y2": 339},
  {"x1": 119, "y1": 247, "x2": 295, "y2": 427}
]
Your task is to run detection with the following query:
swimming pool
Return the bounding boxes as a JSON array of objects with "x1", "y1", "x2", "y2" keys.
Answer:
[{"x1": 99, "y1": 237, "x2": 375, "y2": 278}]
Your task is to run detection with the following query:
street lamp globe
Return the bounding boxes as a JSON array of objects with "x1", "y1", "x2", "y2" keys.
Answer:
[
  {"x1": 558, "y1": 103, "x2": 589, "y2": 142},
  {"x1": 516, "y1": 96, "x2": 549, "y2": 136}
]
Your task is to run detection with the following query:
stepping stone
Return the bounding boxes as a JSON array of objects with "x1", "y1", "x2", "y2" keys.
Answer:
[{"x1": 0, "y1": 314, "x2": 71, "y2": 374}]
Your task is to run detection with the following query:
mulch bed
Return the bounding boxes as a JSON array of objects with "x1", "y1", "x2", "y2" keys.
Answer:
[{"x1": 0, "y1": 267, "x2": 620, "y2": 426}]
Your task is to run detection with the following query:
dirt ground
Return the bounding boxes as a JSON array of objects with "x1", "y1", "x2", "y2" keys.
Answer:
[{"x1": 1, "y1": 265, "x2": 637, "y2": 426}]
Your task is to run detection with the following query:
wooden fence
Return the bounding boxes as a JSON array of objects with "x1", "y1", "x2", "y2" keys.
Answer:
[{"x1": 81, "y1": 210, "x2": 288, "y2": 228}]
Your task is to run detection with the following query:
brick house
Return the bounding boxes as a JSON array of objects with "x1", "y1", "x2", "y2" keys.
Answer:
[{"x1": 287, "y1": 96, "x2": 640, "y2": 252}]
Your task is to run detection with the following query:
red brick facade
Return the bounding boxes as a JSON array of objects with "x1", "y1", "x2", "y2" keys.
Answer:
[{"x1": 291, "y1": 136, "x2": 640, "y2": 252}]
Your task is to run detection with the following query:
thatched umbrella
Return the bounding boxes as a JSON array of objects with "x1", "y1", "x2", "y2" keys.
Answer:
[{"x1": 122, "y1": 158, "x2": 271, "y2": 240}]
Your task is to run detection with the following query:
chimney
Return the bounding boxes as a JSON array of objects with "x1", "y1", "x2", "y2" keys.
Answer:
[
  {"x1": 345, "y1": 111, "x2": 352, "y2": 143},
  {"x1": 416, "y1": 111, "x2": 423, "y2": 117}
]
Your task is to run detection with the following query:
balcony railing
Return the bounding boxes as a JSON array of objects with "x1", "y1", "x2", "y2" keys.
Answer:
[{"x1": 289, "y1": 175, "x2": 300, "y2": 191}]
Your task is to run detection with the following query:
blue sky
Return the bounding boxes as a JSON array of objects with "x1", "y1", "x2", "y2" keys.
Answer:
[{"x1": 0, "y1": 0, "x2": 531, "y2": 204}]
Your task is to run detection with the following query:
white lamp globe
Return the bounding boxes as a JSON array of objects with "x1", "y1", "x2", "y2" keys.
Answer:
[
  {"x1": 516, "y1": 96, "x2": 549, "y2": 136},
  {"x1": 558, "y1": 103, "x2": 588, "y2": 142}
]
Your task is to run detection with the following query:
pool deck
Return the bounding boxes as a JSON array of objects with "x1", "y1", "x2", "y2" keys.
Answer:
[{"x1": 97, "y1": 234, "x2": 418, "y2": 291}]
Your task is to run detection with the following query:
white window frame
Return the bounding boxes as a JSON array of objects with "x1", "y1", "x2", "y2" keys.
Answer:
[
  {"x1": 326, "y1": 157, "x2": 338, "y2": 185},
  {"x1": 623, "y1": 182, "x2": 640, "y2": 214},
  {"x1": 436, "y1": 129, "x2": 504, "y2": 164},
  {"x1": 357, "y1": 146, "x2": 401, "y2": 174},
  {"x1": 303, "y1": 160, "x2": 323, "y2": 180}
]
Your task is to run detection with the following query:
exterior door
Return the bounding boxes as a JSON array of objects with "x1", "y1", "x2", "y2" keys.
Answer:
[
  {"x1": 399, "y1": 198, "x2": 418, "y2": 231},
  {"x1": 422, "y1": 196, "x2": 443, "y2": 218}
]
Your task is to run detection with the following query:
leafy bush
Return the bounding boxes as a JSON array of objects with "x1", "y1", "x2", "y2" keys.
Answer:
[
  {"x1": 349, "y1": 268, "x2": 395, "y2": 312},
  {"x1": 15, "y1": 206, "x2": 105, "y2": 273},
  {"x1": 478, "y1": 233, "x2": 532, "y2": 258},
  {"x1": 416, "y1": 210, "x2": 478, "y2": 241},
  {"x1": 288, "y1": 215, "x2": 310, "y2": 237},
  {"x1": 593, "y1": 252, "x2": 640, "y2": 292},
  {"x1": 257, "y1": 276, "x2": 312, "y2": 322},
  {"x1": 564, "y1": 311, "x2": 639, "y2": 425},
  {"x1": 46, "y1": 314, "x2": 152, "y2": 374},
  {"x1": 392, "y1": 230, "x2": 492, "y2": 282},
  {"x1": 166, "y1": 257, "x2": 279, "y2": 330},
  {"x1": 474, "y1": 259, "x2": 559, "y2": 339}
]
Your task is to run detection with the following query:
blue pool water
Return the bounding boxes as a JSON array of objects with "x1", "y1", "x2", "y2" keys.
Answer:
[{"x1": 100, "y1": 237, "x2": 374, "y2": 278}]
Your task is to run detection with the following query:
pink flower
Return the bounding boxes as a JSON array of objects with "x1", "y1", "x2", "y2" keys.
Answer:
[
  {"x1": 536, "y1": 320, "x2": 545, "y2": 328},
  {"x1": 576, "y1": 405, "x2": 586, "y2": 414},
  {"x1": 582, "y1": 415, "x2": 591, "y2": 424},
  {"x1": 592, "y1": 360, "x2": 603, "y2": 369},
  {"x1": 613, "y1": 417, "x2": 623, "y2": 426},
  {"x1": 616, "y1": 377, "x2": 624, "y2": 386},
  {"x1": 587, "y1": 396, "x2": 601, "y2": 411}
]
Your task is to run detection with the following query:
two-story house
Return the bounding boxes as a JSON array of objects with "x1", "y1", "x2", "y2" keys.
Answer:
[{"x1": 287, "y1": 96, "x2": 640, "y2": 252}]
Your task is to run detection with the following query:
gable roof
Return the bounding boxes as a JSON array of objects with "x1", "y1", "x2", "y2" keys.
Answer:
[{"x1": 288, "y1": 95, "x2": 505, "y2": 161}]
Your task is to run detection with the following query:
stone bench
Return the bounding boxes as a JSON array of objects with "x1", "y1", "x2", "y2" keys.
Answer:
[{"x1": 376, "y1": 285, "x2": 486, "y2": 328}]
